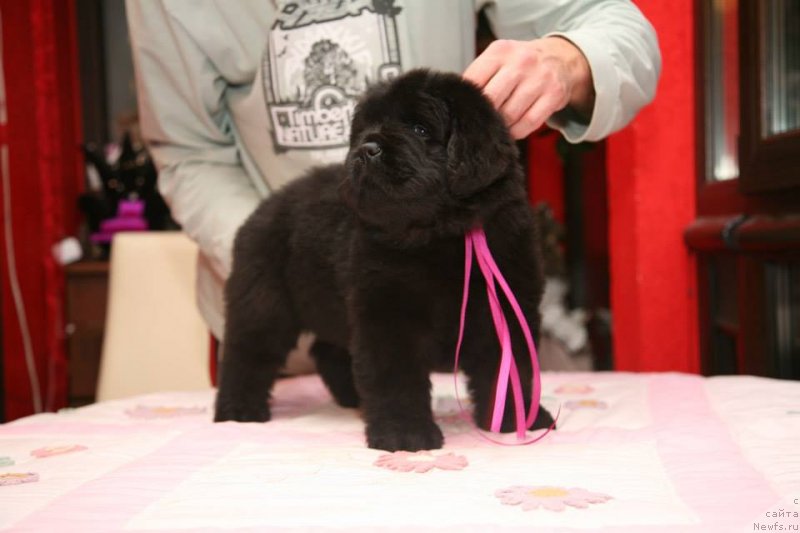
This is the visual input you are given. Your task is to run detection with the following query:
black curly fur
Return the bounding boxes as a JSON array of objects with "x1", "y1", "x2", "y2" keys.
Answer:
[{"x1": 214, "y1": 69, "x2": 555, "y2": 451}]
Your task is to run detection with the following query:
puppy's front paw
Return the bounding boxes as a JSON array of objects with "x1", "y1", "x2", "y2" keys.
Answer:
[
  {"x1": 366, "y1": 418, "x2": 444, "y2": 451},
  {"x1": 478, "y1": 405, "x2": 556, "y2": 433},
  {"x1": 214, "y1": 398, "x2": 271, "y2": 423},
  {"x1": 530, "y1": 406, "x2": 556, "y2": 431}
]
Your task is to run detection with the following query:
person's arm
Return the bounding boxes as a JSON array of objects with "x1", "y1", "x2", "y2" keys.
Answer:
[
  {"x1": 127, "y1": 0, "x2": 262, "y2": 279},
  {"x1": 467, "y1": 0, "x2": 662, "y2": 143}
]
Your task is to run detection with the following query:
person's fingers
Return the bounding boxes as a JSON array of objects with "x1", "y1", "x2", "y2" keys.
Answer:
[
  {"x1": 499, "y1": 79, "x2": 545, "y2": 127},
  {"x1": 463, "y1": 50, "x2": 501, "y2": 89},
  {"x1": 481, "y1": 67, "x2": 523, "y2": 110},
  {"x1": 466, "y1": 38, "x2": 579, "y2": 137},
  {"x1": 463, "y1": 39, "x2": 520, "y2": 88},
  {"x1": 508, "y1": 92, "x2": 561, "y2": 139}
]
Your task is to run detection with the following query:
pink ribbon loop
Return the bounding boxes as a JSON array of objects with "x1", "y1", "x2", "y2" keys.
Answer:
[{"x1": 453, "y1": 227, "x2": 554, "y2": 444}]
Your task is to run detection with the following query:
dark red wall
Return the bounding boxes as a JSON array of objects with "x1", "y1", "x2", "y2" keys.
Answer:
[
  {"x1": 607, "y1": 1, "x2": 699, "y2": 372},
  {"x1": 529, "y1": 1, "x2": 699, "y2": 373}
]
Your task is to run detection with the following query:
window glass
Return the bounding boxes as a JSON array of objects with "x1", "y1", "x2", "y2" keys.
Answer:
[
  {"x1": 703, "y1": 0, "x2": 740, "y2": 182},
  {"x1": 762, "y1": 0, "x2": 800, "y2": 137}
]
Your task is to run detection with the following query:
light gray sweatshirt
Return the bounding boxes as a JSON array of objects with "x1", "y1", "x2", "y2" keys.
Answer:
[{"x1": 127, "y1": 0, "x2": 661, "y2": 339}]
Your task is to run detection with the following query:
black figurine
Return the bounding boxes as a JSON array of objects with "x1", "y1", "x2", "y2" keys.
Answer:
[{"x1": 79, "y1": 130, "x2": 174, "y2": 237}]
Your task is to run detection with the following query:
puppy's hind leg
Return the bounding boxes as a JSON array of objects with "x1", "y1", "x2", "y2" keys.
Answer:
[
  {"x1": 310, "y1": 341, "x2": 360, "y2": 408},
  {"x1": 215, "y1": 294, "x2": 300, "y2": 422},
  {"x1": 214, "y1": 254, "x2": 300, "y2": 423}
]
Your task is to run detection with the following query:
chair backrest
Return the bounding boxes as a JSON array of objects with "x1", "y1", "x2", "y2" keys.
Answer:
[{"x1": 96, "y1": 232, "x2": 211, "y2": 401}]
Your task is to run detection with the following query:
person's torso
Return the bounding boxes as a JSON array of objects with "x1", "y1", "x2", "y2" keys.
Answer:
[{"x1": 166, "y1": 0, "x2": 480, "y2": 195}]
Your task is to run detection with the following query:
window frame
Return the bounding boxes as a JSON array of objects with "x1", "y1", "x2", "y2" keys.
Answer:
[
  {"x1": 689, "y1": 0, "x2": 800, "y2": 379},
  {"x1": 738, "y1": 0, "x2": 800, "y2": 193}
]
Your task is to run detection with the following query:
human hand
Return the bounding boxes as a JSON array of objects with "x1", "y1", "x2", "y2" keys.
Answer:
[{"x1": 463, "y1": 37, "x2": 594, "y2": 139}]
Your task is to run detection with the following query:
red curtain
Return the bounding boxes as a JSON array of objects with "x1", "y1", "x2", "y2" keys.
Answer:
[{"x1": 1, "y1": 0, "x2": 83, "y2": 420}]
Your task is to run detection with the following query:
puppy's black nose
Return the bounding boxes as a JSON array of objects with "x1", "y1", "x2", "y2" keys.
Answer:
[{"x1": 361, "y1": 141, "x2": 382, "y2": 159}]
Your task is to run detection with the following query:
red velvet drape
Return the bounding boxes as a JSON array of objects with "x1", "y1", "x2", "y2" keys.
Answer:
[{"x1": 1, "y1": 0, "x2": 83, "y2": 420}]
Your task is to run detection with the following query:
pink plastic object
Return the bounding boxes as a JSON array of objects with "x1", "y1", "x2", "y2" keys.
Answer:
[{"x1": 90, "y1": 199, "x2": 148, "y2": 244}]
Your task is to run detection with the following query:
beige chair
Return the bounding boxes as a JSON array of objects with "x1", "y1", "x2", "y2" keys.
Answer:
[{"x1": 96, "y1": 232, "x2": 212, "y2": 401}]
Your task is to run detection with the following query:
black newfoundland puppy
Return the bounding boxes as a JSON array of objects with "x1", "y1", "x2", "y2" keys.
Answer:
[{"x1": 215, "y1": 69, "x2": 555, "y2": 451}]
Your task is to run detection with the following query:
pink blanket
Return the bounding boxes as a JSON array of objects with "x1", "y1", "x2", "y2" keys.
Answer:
[{"x1": 1, "y1": 372, "x2": 798, "y2": 531}]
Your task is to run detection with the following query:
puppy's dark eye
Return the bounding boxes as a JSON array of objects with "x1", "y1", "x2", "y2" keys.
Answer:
[{"x1": 412, "y1": 124, "x2": 430, "y2": 138}]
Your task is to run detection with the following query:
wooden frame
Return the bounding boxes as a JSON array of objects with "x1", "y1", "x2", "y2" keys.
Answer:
[
  {"x1": 690, "y1": 0, "x2": 800, "y2": 379},
  {"x1": 738, "y1": 0, "x2": 800, "y2": 193},
  {"x1": 684, "y1": 214, "x2": 800, "y2": 253},
  {"x1": 75, "y1": 0, "x2": 109, "y2": 143}
]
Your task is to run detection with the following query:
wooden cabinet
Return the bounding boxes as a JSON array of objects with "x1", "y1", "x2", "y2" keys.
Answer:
[{"x1": 64, "y1": 261, "x2": 109, "y2": 406}]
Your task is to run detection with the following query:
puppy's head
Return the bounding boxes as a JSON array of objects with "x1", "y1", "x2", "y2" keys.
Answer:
[{"x1": 342, "y1": 69, "x2": 522, "y2": 239}]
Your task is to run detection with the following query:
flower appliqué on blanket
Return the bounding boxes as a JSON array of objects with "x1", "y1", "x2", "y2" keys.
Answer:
[
  {"x1": 31, "y1": 445, "x2": 87, "y2": 458},
  {"x1": 564, "y1": 399, "x2": 608, "y2": 410},
  {"x1": 125, "y1": 405, "x2": 207, "y2": 419},
  {"x1": 0, "y1": 472, "x2": 39, "y2": 486},
  {"x1": 496, "y1": 485, "x2": 612, "y2": 512},
  {"x1": 555, "y1": 384, "x2": 594, "y2": 395},
  {"x1": 374, "y1": 451, "x2": 468, "y2": 473}
]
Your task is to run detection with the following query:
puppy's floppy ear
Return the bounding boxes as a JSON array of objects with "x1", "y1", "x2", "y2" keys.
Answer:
[{"x1": 446, "y1": 113, "x2": 517, "y2": 198}]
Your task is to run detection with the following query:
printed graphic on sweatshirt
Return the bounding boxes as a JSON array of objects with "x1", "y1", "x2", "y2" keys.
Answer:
[{"x1": 263, "y1": 0, "x2": 403, "y2": 151}]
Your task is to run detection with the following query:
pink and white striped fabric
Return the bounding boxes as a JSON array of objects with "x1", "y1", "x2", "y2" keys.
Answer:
[{"x1": 1, "y1": 372, "x2": 798, "y2": 532}]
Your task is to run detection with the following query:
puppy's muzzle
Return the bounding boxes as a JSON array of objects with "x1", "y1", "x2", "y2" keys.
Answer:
[{"x1": 359, "y1": 141, "x2": 382, "y2": 160}]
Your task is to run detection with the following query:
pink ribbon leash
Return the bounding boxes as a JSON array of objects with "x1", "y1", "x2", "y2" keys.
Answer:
[{"x1": 453, "y1": 227, "x2": 557, "y2": 444}]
